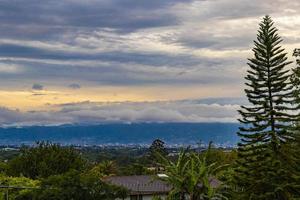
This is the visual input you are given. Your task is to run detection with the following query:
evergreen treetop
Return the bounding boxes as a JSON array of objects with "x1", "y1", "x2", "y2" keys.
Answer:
[{"x1": 235, "y1": 15, "x2": 300, "y2": 199}]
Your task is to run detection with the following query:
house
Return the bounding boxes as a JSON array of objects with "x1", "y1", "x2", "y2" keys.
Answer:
[{"x1": 105, "y1": 175, "x2": 171, "y2": 200}]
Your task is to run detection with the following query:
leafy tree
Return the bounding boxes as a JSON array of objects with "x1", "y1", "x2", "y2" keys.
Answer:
[
  {"x1": 235, "y1": 15, "x2": 300, "y2": 199},
  {"x1": 120, "y1": 163, "x2": 152, "y2": 176},
  {"x1": 157, "y1": 146, "x2": 226, "y2": 200},
  {"x1": 0, "y1": 174, "x2": 39, "y2": 200},
  {"x1": 26, "y1": 170, "x2": 128, "y2": 200},
  {"x1": 89, "y1": 160, "x2": 118, "y2": 177},
  {"x1": 201, "y1": 148, "x2": 237, "y2": 167},
  {"x1": 149, "y1": 139, "x2": 168, "y2": 159},
  {"x1": 149, "y1": 139, "x2": 168, "y2": 172},
  {"x1": 0, "y1": 162, "x2": 8, "y2": 174},
  {"x1": 8, "y1": 141, "x2": 86, "y2": 179}
]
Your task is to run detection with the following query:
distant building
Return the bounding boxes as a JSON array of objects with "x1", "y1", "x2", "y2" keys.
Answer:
[
  {"x1": 105, "y1": 175, "x2": 171, "y2": 200},
  {"x1": 1, "y1": 147, "x2": 19, "y2": 151},
  {"x1": 105, "y1": 174, "x2": 221, "y2": 200}
]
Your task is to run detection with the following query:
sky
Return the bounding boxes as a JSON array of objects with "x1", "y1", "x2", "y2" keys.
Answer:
[{"x1": 0, "y1": 0, "x2": 300, "y2": 126}]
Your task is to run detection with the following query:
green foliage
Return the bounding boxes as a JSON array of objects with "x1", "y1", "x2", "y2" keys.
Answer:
[
  {"x1": 0, "y1": 174, "x2": 39, "y2": 200},
  {"x1": 291, "y1": 48, "x2": 300, "y2": 103},
  {"x1": 120, "y1": 163, "x2": 152, "y2": 176},
  {"x1": 89, "y1": 160, "x2": 118, "y2": 177},
  {"x1": 236, "y1": 15, "x2": 300, "y2": 199},
  {"x1": 0, "y1": 162, "x2": 8, "y2": 174},
  {"x1": 288, "y1": 48, "x2": 300, "y2": 198},
  {"x1": 7, "y1": 141, "x2": 86, "y2": 179},
  {"x1": 149, "y1": 139, "x2": 168, "y2": 173},
  {"x1": 157, "y1": 145, "x2": 227, "y2": 200},
  {"x1": 27, "y1": 170, "x2": 128, "y2": 200},
  {"x1": 0, "y1": 149, "x2": 19, "y2": 162},
  {"x1": 150, "y1": 139, "x2": 168, "y2": 158},
  {"x1": 202, "y1": 148, "x2": 237, "y2": 167}
]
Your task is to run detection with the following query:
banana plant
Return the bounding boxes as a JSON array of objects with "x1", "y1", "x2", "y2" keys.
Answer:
[{"x1": 156, "y1": 144, "x2": 228, "y2": 200}]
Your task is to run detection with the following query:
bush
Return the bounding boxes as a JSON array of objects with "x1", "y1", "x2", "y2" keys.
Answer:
[{"x1": 8, "y1": 141, "x2": 86, "y2": 179}]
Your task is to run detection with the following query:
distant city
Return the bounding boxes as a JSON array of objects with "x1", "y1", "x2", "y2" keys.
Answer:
[{"x1": 0, "y1": 123, "x2": 239, "y2": 148}]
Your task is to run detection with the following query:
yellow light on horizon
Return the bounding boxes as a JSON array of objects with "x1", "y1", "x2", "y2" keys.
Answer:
[{"x1": 0, "y1": 83, "x2": 243, "y2": 111}]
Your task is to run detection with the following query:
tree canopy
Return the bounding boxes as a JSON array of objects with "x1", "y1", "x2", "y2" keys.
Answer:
[
  {"x1": 235, "y1": 15, "x2": 300, "y2": 199},
  {"x1": 8, "y1": 142, "x2": 86, "y2": 179}
]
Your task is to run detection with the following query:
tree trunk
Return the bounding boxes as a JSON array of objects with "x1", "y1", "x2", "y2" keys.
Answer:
[{"x1": 180, "y1": 192, "x2": 185, "y2": 200}]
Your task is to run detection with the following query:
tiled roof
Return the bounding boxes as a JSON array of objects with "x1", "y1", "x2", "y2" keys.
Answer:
[
  {"x1": 105, "y1": 175, "x2": 221, "y2": 195},
  {"x1": 105, "y1": 175, "x2": 172, "y2": 195}
]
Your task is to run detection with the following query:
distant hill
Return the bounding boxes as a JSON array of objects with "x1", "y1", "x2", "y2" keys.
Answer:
[{"x1": 0, "y1": 123, "x2": 240, "y2": 147}]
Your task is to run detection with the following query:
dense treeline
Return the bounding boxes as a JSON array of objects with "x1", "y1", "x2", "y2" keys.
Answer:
[
  {"x1": 0, "y1": 142, "x2": 130, "y2": 200},
  {"x1": 0, "y1": 15, "x2": 300, "y2": 199},
  {"x1": 0, "y1": 140, "x2": 235, "y2": 200}
]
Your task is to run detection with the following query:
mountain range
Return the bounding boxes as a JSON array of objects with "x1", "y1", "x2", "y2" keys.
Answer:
[{"x1": 0, "y1": 123, "x2": 240, "y2": 147}]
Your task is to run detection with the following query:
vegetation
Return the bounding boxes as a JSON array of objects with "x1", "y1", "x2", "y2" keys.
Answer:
[
  {"x1": 235, "y1": 15, "x2": 300, "y2": 199},
  {"x1": 89, "y1": 160, "x2": 118, "y2": 177},
  {"x1": 25, "y1": 170, "x2": 128, "y2": 200},
  {"x1": 156, "y1": 144, "x2": 227, "y2": 200},
  {"x1": 0, "y1": 15, "x2": 300, "y2": 200},
  {"x1": 0, "y1": 141, "x2": 234, "y2": 200},
  {"x1": 7, "y1": 141, "x2": 86, "y2": 179},
  {"x1": 0, "y1": 175, "x2": 39, "y2": 200},
  {"x1": 149, "y1": 139, "x2": 168, "y2": 159}
]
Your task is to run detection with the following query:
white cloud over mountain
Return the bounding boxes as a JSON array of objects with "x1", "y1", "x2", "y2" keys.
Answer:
[{"x1": 0, "y1": 99, "x2": 241, "y2": 126}]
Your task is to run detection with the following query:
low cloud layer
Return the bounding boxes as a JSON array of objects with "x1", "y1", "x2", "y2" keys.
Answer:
[{"x1": 0, "y1": 99, "x2": 240, "y2": 127}]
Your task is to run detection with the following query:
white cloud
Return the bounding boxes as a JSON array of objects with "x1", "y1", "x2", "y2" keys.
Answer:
[
  {"x1": 0, "y1": 63, "x2": 23, "y2": 73},
  {"x1": 0, "y1": 0, "x2": 299, "y2": 124},
  {"x1": 0, "y1": 100, "x2": 240, "y2": 126}
]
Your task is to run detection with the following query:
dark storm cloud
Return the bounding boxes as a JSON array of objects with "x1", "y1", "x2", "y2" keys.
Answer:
[
  {"x1": 32, "y1": 83, "x2": 44, "y2": 90},
  {"x1": 0, "y1": 41, "x2": 224, "y2": 72},
  {"x1": 0, "y1": 0, "x2": 191, "y2": 40},
  {"x1": 68, "y1": 83, "x2": 81, "y2": 89},
  {"x1": 0, "y1": 43, "x2": 203, "y2": 66},
  {"x1": 0, "y1": 44, "x2": 241, "y2": 86},
  {"x1": 0, "y1": 59, "x2": 236, "y2": 86}
]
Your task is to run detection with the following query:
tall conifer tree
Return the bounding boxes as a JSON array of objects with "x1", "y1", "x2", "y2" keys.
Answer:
[
  {"x1": 289, "y1": 48, "x2": 300, "y2": 197},
  {"x1": 235, "y1": 15, "x2": 300, "y2": 199}
]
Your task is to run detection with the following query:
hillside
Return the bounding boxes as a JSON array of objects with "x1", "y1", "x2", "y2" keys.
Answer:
[{"x1": 0, "y1": 123, "x2": 239, "y2": 147}]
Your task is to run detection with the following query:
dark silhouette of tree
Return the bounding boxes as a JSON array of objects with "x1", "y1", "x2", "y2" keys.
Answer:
[
  {"x1": 235, "y1": 15, "x2": 300, "y2": 199},
  {"x1": 149, "y1": 139, "x2": 168, "y2": 172},
  {"x1": 290, "y1": 49, "x2": 300, "y2": 101},
  {"x1": 149, "y1": 139, "x2": 168, "y2": 159}
]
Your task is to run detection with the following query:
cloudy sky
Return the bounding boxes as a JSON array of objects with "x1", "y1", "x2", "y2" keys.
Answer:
[{"x1": 0, "y1": 0, "x2": 300, "y2": 126}]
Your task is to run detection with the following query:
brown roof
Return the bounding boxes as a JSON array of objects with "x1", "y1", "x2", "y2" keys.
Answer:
[
  {"x1": 104, "y1": 175, "x2": 171, "y2": 195},
  {"x1": 104, "y1": 175, "x2": 221, "y2": 195}
]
